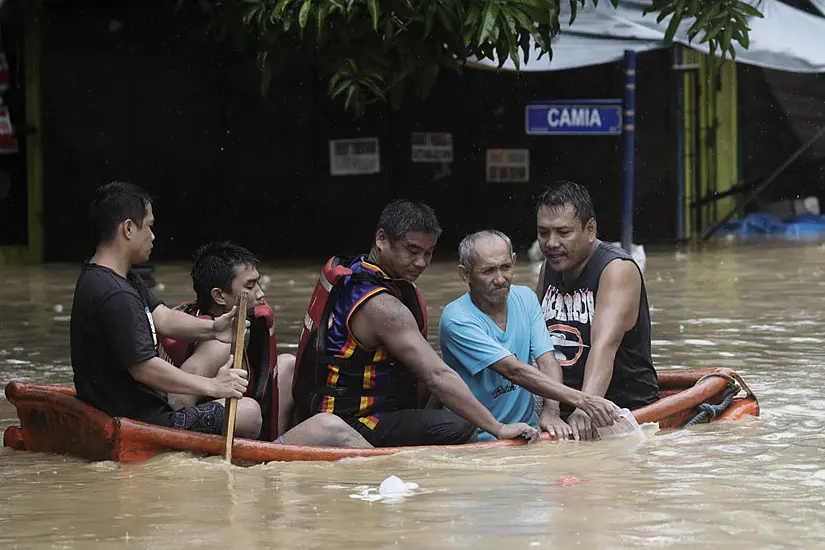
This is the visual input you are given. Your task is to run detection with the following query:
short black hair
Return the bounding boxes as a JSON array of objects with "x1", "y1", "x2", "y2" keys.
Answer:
[
  {"x1": 191, "y1": 241, "x2": 259, "y2": 311},
  {"x1": 536, "y1": 181, "x2": 596, "y2": 227},
  {"x1": 90, "y1": 181, "x2": 153, "y2": 245},
  {"x1": 376, "y1": 199, "x2": 442, "y2": 244}
]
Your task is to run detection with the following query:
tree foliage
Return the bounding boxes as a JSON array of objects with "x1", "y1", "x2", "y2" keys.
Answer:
[{"x1": 198, "y1": 0, "x2": 763, "y2": 115}]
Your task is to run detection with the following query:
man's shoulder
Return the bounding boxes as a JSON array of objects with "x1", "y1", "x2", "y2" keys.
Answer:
[
  {"x1": 440, "y1": 293, "x2": 472, "y2": 323},
  {"x1": 75, "y1": 264, "x2": 140, "y2": 302},
  {"x1": 509, "y1": 285, "x2": 540, "y2": 307}
]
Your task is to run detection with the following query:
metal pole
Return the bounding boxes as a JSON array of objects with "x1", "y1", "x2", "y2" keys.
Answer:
[
  {"x1": 673, "y1": 45, "x2": 686, "y2": 241},
  {"x1": 621, "y1": 50, "x2": 636, "y2": 253}
]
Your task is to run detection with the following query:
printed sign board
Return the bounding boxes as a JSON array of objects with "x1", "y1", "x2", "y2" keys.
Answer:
[
  {"x1": 329, "y1": 138, "x2": 380, "y2": 176},
  {"x1": 486, "y1": 149, "x2": 530, "y2": 183},
  {"x1": 411, "y1": 132, "x2": 453, "y2": 163},
  {"x1": 525, "y1": 102, "x2": 623, "y2": 136}
]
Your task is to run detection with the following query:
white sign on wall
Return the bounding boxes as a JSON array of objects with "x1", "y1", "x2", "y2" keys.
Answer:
[
  {"x1": 486, "y1": 149, "x2": 530, "y2": 182},
  {"x1": 411, "y1": 132, "x2": 453, "y2": 163},
  {"x1": 329, "y1": 138, "x2": 380, "y2": 176}
]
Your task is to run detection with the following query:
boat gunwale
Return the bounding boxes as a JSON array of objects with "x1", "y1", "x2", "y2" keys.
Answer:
[{"x1": 3, "y1": 367, "x2": 759, "y2": 464}]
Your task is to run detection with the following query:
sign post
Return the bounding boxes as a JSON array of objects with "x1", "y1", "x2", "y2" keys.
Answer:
[{"x1": 621, "y1": 50, "x2": 637, "y2": 254}]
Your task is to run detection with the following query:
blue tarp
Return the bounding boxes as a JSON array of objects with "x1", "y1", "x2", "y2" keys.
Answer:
[{"x1": 708, "y1": 212, "x2": 825, "y2": 239}]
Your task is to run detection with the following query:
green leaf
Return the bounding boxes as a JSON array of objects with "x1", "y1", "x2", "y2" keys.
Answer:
[
  {"x1": 425, "y1": 1, "x2": 437, "y2": 35},
  {"x1": 316, "y1": 3, "x2": 329, "y2": 42},
  {"x1": 507, "y1": 0, "x2": 543, "y2": 8},
  {"x1": 478, "y1": 3, "x2": 500, "y2": 46},
  {"x1": 663, "y1": 10, "x2": 683, "y2": 43},
  {"x1": 500, "y1": 10, "x2": 520, "y2": 69},
  {"x1": 739, "y1": 26, "x2": 750, "y2": 49},
  {"x1": 699, "y1": 17, "x2": 726, "y2": 45},
  {"x1": 436, "y1": 1, "x2": 454, "y2": 33},
  {"x1": 686, "y1": 3, "x2": 720, "y2": 40},
  {"x1": 721, "y1": 24, "x2": 733, "y2": 54},
  {"x1": 737, "y1": 2, "x2": 764, "y2": 19},
  {"x1": 465, "y1": 4, "x2": 481, "y2": 26},
  {"x1": 509, "y1": 7, "x2": 537, "y2": 33},
  {"x1": 271, "y1": 0, "x2": 293, "y2": 20},
  {"x1": 367, "y1": 0, "x2": 380, "y2": 30},
  {"x1": 298, "y1": 0, "x2": 312, "y2": 29},
  {"x1": 568, "y1": 0, "x2": 578, "y2": 25},
  {"x1": 656, "y1": 7, "x2": 674, "y2": 24}
]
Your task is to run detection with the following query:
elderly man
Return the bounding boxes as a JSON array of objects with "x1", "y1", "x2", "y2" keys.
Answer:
[{"x1": 438, "y1": 230, "x2": 620, "y2": 441}]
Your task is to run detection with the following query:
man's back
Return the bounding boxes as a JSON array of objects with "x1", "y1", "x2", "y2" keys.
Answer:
[{"x1": 70, "y1": 263, "x2": 171, "y2": 423}]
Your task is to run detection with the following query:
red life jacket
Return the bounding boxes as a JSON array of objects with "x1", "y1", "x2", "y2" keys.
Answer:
[
  {"x1": 292, "y1": 256, "x2": 429, "y2": 421},
  {"x1": 158, "y1": 301, "x2": 280, "y2": 441}
]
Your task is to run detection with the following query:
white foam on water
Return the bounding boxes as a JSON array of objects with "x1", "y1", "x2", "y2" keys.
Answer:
[{"x1": 684, "y1": 339, "x2": 716, "y2": 346}]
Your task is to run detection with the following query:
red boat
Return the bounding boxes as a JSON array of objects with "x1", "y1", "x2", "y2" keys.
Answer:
[{"x1": 3, "y1": 368, "x2": 758, "y2": 464}]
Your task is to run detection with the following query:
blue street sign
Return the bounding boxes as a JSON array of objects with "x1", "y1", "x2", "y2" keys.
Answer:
[{"x1": 525, "y1": 102, "x2": 623, "y2": 136}]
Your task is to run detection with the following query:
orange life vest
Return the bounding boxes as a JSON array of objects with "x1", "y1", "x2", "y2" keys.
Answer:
[{"x1": 292, "y1": 256, "x2": 428, "y2": 421}]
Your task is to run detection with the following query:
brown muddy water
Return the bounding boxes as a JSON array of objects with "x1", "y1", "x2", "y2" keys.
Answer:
[{"x1": 2, "y1": 242, "x2": 825, "y2": 549}]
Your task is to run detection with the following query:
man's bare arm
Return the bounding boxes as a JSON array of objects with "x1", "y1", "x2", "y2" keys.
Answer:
[
  {"x1": 349, "y1": 293, "x2": 531, "y2": 440},
  {"x1": 152, "y1": 305, "x2": 240, "y2": 344},
  {"x1": 128, "y1": 356, "x2": 246, "y2": 398},
  {"x1": 580, "y1": 260, "x2": 641, "y2": 397},
  {"x1": 491, "y1": 354, "x2": 618, "y2": 428},
  {"x1": 534, "y1": 351, "x2": 565, "y2": 416}
]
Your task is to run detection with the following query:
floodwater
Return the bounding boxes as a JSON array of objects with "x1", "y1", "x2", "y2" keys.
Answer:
[{"x1": 2, "y1": 242, "x2": 825, "y2": 549}]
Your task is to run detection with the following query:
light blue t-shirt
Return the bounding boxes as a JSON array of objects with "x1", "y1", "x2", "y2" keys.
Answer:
[{"x1": 438, "y1": 285, "x2": 555, "y2": 441}]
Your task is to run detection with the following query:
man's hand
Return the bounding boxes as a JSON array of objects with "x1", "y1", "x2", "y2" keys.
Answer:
[
  {"x1": 208, "y1": 355, "x2": 249, "y2": 398},
  {"x1": 539, "y1": 411, "x2": 573, "y2": 440},
  {"x1": 212, "y1": 306, "x2": 250, "y2": 344},
  {"x1": 496, "y1": 423, "x2": 541, "y2": 444},
  {"x1": 567, "y1": 409, "x2": 599, "y2": 441},
  {"x1": 574, "y1": 394, "x2": 622, "y2": 428}
]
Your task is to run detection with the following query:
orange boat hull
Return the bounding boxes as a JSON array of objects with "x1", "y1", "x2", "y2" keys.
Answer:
[{"x1": 3, "y1": 368, "x2": 759, "y2": 464}]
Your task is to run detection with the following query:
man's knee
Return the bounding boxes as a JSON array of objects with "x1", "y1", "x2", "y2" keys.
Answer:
[
  {"x1": 235, "y1": 398, "x2": 262, "y2": 439},
  {"x1": 428, "y1": 411, "x2": 477, "y2": 445},
  {"x1": 312, "y1": 413, "x2": 370, "y2": 447}
]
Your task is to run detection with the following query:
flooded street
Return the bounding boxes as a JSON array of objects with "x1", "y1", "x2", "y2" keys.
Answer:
[{"x1": 2, "y1": 242, "x2": 825, "y2": 549}]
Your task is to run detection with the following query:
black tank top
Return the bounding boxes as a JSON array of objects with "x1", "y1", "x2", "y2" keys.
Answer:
[{"x1": 539, "y1": 241, "x2": 659, "y2": 411}]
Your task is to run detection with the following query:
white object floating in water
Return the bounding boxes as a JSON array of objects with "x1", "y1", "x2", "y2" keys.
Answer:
[
  {"x1": 52, "y1": 304, "x2": 63, "y2": 313},
  {"x1": 156, "y1": 283, "x2": 166, "y2": 292},
  {"x1": 349, "y1": 475, "x2": 421, "y2": 503},
  {"x1": 378, "y1": 475, "x2": 419, "y2": 497}
]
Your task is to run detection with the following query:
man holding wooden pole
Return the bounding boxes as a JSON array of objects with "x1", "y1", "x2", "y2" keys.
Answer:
[{"x1": 70, "y1": 182, "x2": 262, "y2": 439}]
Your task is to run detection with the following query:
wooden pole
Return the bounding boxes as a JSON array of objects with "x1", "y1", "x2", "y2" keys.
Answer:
[{"x1": 222, "y1": 292, "x2": 249, "y2": 462}]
